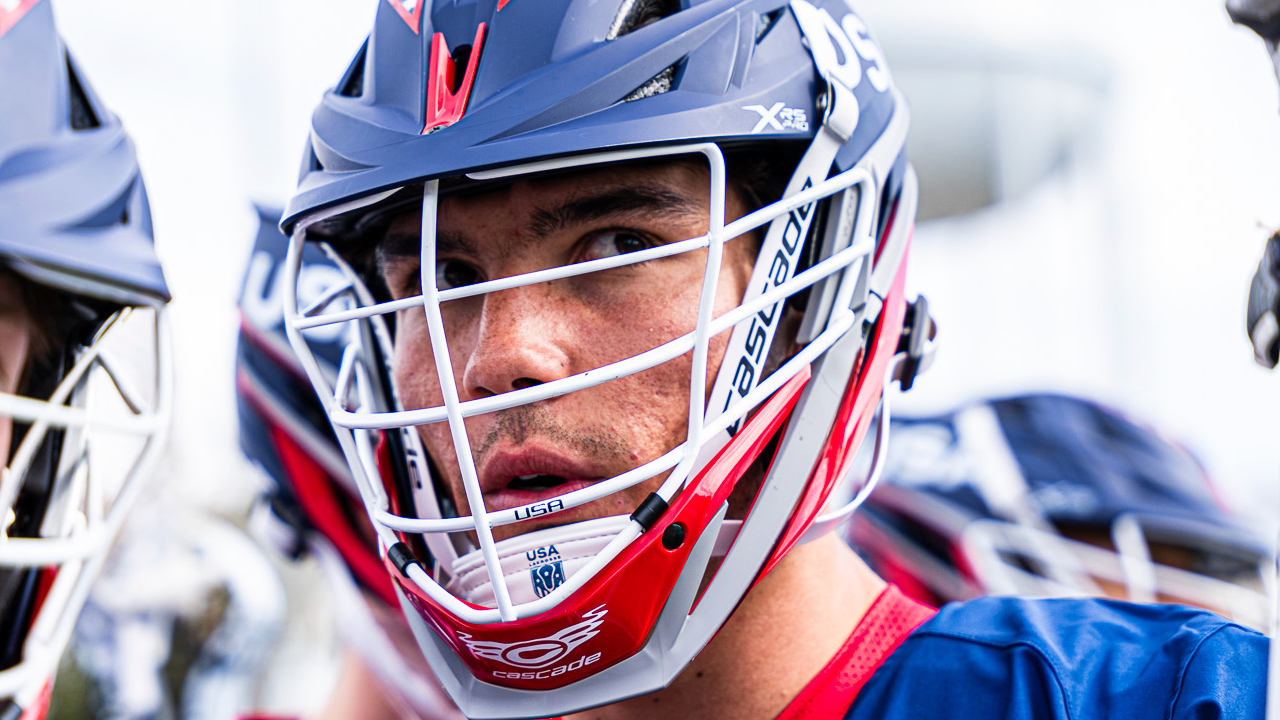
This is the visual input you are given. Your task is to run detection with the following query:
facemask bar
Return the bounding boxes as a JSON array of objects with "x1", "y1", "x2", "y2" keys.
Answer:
[
  {"x1": 962, "y1": 517, "x2": 1274, "y2": 631},
  {"x1": 284, "y1": 142, "x2": 881, "y2": 624},
  {"x1": 711, "y1": 347, "x2": 909, "y2": 555},
  {"x1": 0, "y1": 308, "x2": 170, "y2": 563},
  {"x1": 0, "y1": 306, "x2": 171, "y2": 702}
]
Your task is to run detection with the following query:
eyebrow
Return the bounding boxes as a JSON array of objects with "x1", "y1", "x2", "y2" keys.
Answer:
[
  {"x1": 376, "y1": 184, "x2": 704, "y2": 274},
  {"x1": 526, "y1": 186, "x2": 703, "y2": 241}
]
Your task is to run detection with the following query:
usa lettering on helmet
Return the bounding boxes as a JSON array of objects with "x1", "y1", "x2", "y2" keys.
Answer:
[{"x1": 790, "y1": 0, "x2": 891, "y2": 94}]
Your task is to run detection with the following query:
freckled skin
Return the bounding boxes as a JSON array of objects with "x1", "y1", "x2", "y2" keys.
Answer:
[{"x1": 385, "y1": 162, "x2": 755, "y2": 542}]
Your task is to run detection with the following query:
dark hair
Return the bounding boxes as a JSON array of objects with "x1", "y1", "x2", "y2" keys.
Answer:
[
  {"x1": 723, "y1": 142, "x2": 808, "y2": 215},
  {"x1": 0, "y1": 267, "x2": 73, "y2": 398}
]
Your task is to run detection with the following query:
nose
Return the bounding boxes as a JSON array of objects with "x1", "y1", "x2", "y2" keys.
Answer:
[{"x1": 460, "y1": 284, "x2": 574, "y2": 398}]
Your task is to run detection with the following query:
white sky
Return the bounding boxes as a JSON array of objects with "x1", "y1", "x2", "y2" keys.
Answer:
[{"x1": 49, "y1": 0, "x2": 1280, "y2": 532}]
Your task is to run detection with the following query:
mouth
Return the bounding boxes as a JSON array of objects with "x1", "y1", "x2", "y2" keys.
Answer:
[
  {"x1": 478, "y1": 449, "x2": 605, "y2": 514},
  {"x1": 507, "y1": 473, "x2": 571, "y2": 492}
]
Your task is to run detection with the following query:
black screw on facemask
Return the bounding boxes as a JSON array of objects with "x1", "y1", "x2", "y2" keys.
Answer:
[{"x1": 661, "y1": 523, "x2": 686, "y2": 550}]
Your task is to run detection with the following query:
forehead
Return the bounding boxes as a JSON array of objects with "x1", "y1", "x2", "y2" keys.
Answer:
[{"x1": 387, "y1": 158, "x2": 715, "y2": 237}]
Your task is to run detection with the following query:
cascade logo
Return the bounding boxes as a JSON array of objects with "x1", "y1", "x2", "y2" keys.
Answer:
[
  {"x1": 527, "y1": 545, "x2": 566, "y2": 598},
  {"x1": 458, "y1": 605, "x2": 608, "y2": 672},
  {"x1": 722, "y1": 179, "x2": 814, "y2": 436}
]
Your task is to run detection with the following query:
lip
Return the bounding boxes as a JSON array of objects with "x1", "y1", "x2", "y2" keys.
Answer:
[{"x1": 476, "y1": 446, "x2": 606, "y2": 514}]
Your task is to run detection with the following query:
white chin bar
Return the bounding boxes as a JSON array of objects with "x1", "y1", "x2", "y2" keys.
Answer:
[
  {"x1": 283, "y1": 126, "x2": 897, "y2": 625},
  {"x1": 0, "y1": 306, "x2": 172, "y2": 706}
]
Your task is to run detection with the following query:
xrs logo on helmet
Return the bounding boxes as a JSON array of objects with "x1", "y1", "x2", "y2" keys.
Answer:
[
  {"x1": 742, "y1": 102, "x2": 810, "y2": 134},
  {"x1": 457, "y1": 605, "x2": 608, "y2": 670}
]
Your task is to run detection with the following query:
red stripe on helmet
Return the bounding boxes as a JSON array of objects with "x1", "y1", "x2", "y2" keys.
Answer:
[
  {"x1": 385, "y1": 0, "x2": 424, "y2": 34},
  {"x1": 271, "y1": 425, "x2": 399, "y2": 607},
  {"x1": 18, "y1": 678, "x2": 51, "y2": 720},
  {"x1": 758, "y1": 224, "x2": 912, "y2": 580},
  {"x1": 0, "y1": 0, "x2": 39, "y2": 38},
  {"x1": 423, "y1": 23, "x2": 487, "y2": 134}
]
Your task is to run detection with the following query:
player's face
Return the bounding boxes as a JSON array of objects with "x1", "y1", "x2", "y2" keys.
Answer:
[
  {"x1": 0, "y1": 273, "x2": 33, "y2": 466},
  {"x1": 380, "y1": 161, "x2": 755, "y2": 542}
]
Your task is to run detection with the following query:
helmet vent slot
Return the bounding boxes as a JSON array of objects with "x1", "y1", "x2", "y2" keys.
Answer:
[
  {"x1": 336, "y1": 40, "x2": 368, "y2": 98},
  {"x1": 448, "y1": 44, "x2": 474, "y2": 93},
  {"x1": 65, "y1": 55, "x2": 100, "y2": 131},
  {"x1": 607, "y1": 0, "x2": 680, "y2": 40},
  {"x1": 622, "y1": 64, "x2": 676, "y2": 102},
  {"x1": 756, "y1": 9, "x2": 783, "y2": 42}
]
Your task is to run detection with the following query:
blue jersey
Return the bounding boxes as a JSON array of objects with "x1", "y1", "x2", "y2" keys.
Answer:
[{"x1": 848, "y1": 596, "x2": 1269, "y2": 719}]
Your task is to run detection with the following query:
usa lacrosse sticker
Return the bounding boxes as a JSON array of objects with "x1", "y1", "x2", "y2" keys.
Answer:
[{"x1": 528, "y1": 545, "x2": 567, "y2": 598}]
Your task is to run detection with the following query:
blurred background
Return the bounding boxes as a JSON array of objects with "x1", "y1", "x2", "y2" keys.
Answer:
[{"x1": 43, "y1": 0, "x2": 1280, "y2": 714}]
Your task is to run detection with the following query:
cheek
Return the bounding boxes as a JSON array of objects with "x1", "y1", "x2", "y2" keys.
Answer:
[
  {"x1": 392, "y1": 309, "x2": 460, "y2": 409},
  {"x1": 707, "y1": 241, "x2": 756, "y2": 376},
  {"x1": 392, "y1": 315, "x2": 458, "y2": 457}
]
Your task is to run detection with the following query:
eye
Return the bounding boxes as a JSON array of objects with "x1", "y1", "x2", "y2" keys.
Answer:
[
  {"x1": 581, "y1": 230, "x2": 652, "y2": 263},
  {"x1": 436, "y1": 259, "x2": 483, "y2": 290}
]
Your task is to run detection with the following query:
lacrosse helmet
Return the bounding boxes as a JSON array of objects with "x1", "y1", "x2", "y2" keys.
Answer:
[
  {"x1": 281, "y1": 0, "x2": 927, "y2": 716},
  {"x1": 1227, "y1": 0, "x2": 1280, "y2": 368},
  {"x1": 0, "y1": 1, "x2": 171, "y2": 716},
  {"x1": 850, "y1": 394, "x2": 1272, "y2": 629}
]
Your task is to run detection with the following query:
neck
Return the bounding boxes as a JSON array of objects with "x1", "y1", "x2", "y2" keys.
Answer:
[{"x1": 565, "y1": 534, "x2": 886, "y2": 720}]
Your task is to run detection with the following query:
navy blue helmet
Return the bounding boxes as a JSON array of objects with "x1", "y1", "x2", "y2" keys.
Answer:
[
  {"x1": 0, "y1": 1, "x2": 170, "y2": 714},
  {"x1": 850, "y1": 393, "x2": 1271, "y2": 629}
]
